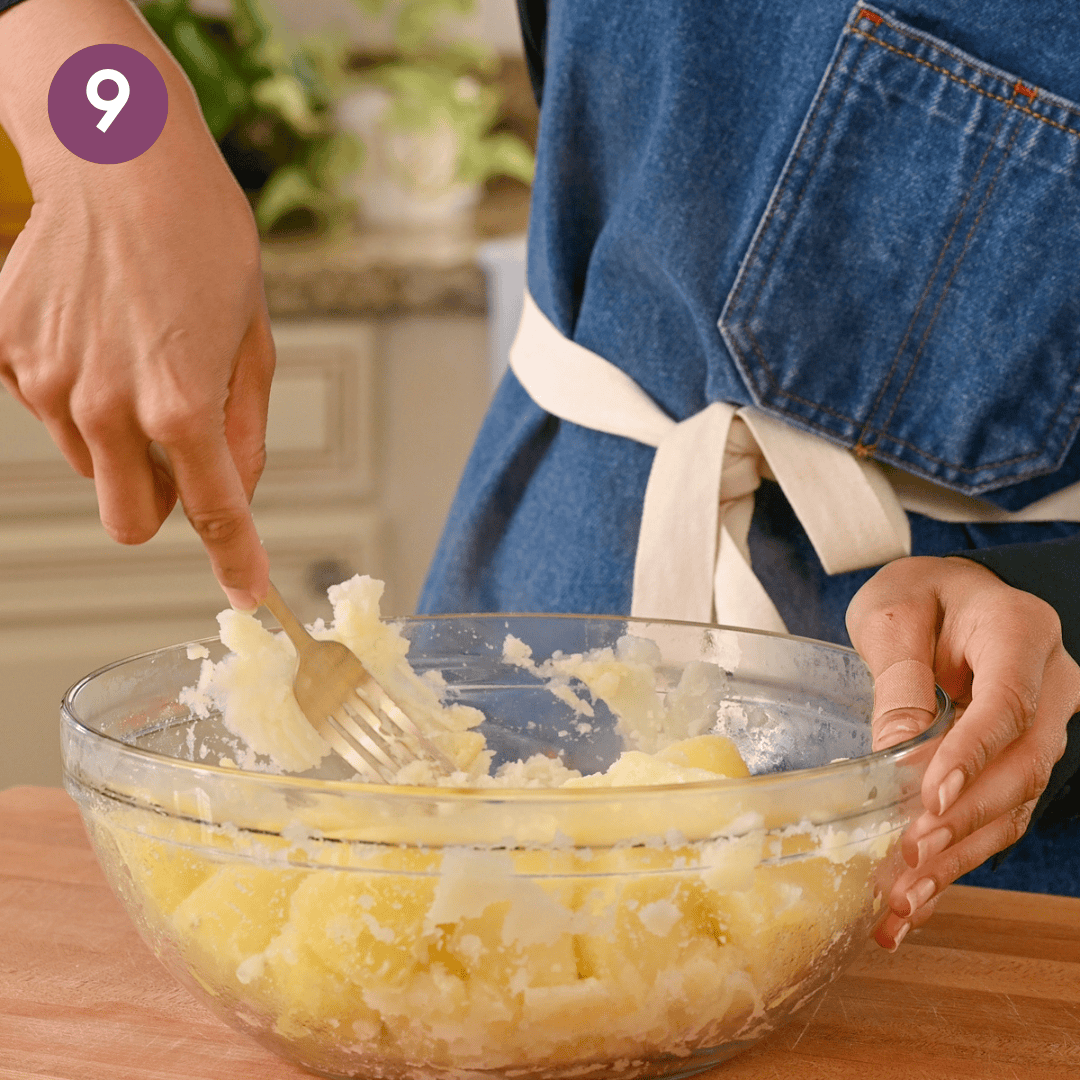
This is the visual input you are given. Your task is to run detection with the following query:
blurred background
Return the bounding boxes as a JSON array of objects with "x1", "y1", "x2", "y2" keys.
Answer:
[{"x1": 0, "y1": 0, "x2": 537, "y2": 788}]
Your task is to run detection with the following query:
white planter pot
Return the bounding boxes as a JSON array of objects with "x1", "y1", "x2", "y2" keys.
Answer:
[{"x1": 337, "y1": 87, "x2": 481, "y2": 227}]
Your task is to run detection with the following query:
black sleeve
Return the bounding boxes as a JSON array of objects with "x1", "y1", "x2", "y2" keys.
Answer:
[
  {"x1": 956, "y1": 535, "x2": 1080, "y2": 826},
  {"x1": 959, "y1": 535, "x2": 1080, "y2": 661},
  {"x1": 0, "y1": 0, "x2": 31, "y2": 14},
  {"x1": 516, "y1": 0, "x2": 548, "y2": 108}
]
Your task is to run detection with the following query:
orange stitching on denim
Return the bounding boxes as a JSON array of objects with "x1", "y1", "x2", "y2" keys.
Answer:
[
  {"x1": 850, "y1": 27, "x2": 1080, "y2": 137},
  {"x1": 855, "y1": 89, "x2": 1020, "y2": 456},
  {"x1": 874, "y1": 114, "x2": 1026, "y2": 448},
  {"x1": 860, "y1": 411, "x2": 1080, "y2": 470},
  {"x1": 734, "y1": 31, "x2": 877, "y2": 426},
  {"x1": 854, "y1": 11, "x2": 1080, "y2": 123},
  {"x1": 723, "y1": 9, "x2": 1080, "y2": 478},
  {"x1": 726, "y1": 33, "x2": 858, "y2": 325}
]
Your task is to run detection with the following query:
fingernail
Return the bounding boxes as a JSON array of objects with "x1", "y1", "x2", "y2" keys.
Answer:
[
  {"x1": 875, "y1": 719, "x2": 916, "y2": 750},
  {"x1": 938, "y1": 768, "x2": 965, "y2": 815},
  {"x1": 887, "y1": 921, "x2": 911, "y2": 952},
  {"x1": 916, "y1": 826, "x2": 951, "y2": 866},
  {"x1": 905, "y1": 876, "x2": 936, "y2": 917},
  {"x1": 224, "y1": 588, "x2": 258, "y2": 614}
]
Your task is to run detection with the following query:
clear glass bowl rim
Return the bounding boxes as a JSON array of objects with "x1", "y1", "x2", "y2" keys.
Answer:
[{"x1": 61, "y1": 611, "x2": 954, "y2": 804}]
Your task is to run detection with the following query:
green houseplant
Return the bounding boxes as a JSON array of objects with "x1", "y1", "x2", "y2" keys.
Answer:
[
  {"x1": 142, "y1": 0, "x2": 533, "y2": 234},
  {"x1": 343, "y1": 0, "x2": 534, "y2": 223}
]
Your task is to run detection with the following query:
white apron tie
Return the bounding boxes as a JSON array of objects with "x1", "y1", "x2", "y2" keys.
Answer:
[{"x1": 509, "y1": 291, "x2": 1080, "y2": 632}]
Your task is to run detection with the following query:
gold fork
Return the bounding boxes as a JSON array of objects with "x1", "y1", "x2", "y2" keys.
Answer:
[{"x1": 261, "y1": 581, "x2": 455, "y2": 782}]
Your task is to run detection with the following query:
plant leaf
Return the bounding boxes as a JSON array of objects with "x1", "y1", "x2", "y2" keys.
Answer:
[
  {"x1": 254, "y1": 164, "x2": 323, "y2": 232},
  {"x1": 307, "y1": 132, "x2": 365, "y2": 191},
  {"x1": 169, "y1": 17, "x2": 249, "y2": 139},
  {"x1": 458, "y1": 131, "x2": 535, "y2": 185},
  {"x1": 252, "y1": 73, "x2": 323, "y2": 136}
]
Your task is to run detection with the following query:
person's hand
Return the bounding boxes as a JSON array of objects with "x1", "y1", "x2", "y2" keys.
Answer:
[
  {"x1": 846, "y1": 556, "x2": 1080, "y2": 950},
  {"x1": 0, "y1": 0, "x2": 273, "y2": 610}
]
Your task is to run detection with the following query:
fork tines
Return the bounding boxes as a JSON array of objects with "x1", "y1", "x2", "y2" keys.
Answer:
[{"x1": 320, "y1": 681, "x2": 456, "y2": 783}]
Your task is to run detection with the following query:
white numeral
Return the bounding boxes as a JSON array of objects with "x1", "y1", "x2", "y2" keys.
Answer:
[{"x1": 86, "y1": 68, "x2": 130, "y2": 133}]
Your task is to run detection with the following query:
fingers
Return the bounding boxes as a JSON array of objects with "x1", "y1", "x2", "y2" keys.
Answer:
[
  {"x1": 879, "y1": 800, "x2": 1036, "y2": 951},
  {"x1": 157, "y1": 312, "x2": 273, "y2": 609},
  {"x1": 155, "y1": 421, "x2": 269, "y2": 612},
  {"x1": 919, "y1": 589, "x2": 1060, "y2": 815},
  {"x1": 224, "y1": 311, "x2": 275, "y2": 503},
  {"x1": 89, "y1": 433, "x2": 177, "y2": 542},
  {"x1": 871, "y1": 658, "x2": 940, "y2": 750},
  {"x1": 849, "y1": 557, "x2": 1080, "y2": 951},
  {"x1": 846, "y1": 566, "x2": 940, "y2": 752},
  {"x1": 1, "y1": 349, "x2": 95, "y2": 478},
  {"x1": 901, "y1": 647, "x2": 1077, "y2": 868},
  {"x1": 77, "y1": 391, "x2": 178, "y2": 543},
  {"x1": 4, "y1": 318, "x2": 270, "y2": 610},
  {"x1": 38, "y1": 413, "x2": 96, "y2": 479},
  {"x1": 875, "y1": 891, "x2": 942, "y2": 952}
]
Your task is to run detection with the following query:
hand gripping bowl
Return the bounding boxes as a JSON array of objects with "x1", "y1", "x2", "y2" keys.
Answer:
[{"x1": 61, "y1": 615, "x2": 952, "y2": 1080}]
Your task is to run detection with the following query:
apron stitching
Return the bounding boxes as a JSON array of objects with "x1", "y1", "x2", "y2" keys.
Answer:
[
  {"x1": 873, "y1": 106, "x2": 1028, "y2": 442},
  {"x1": 859, "y1": 3, "x2": 1080, "y2": 126},
  {"x1": 720, "y1": 14, "x2": 1076, "y2": 476},
  {"x1": 740, "y1": 27, "x2": 875, "y2": 389},
  {"x1": 851, "y1": 27, "x2": 1080, "y2": 137},
  {"x1": 721, "y1": 29, "x2": 863, "y2": 358},
  {"x1": 856, "y1": 87, "x2": 1021, "y2": 453},
  {"x1": 867, "y1": 400, "x2": 1080, "y2": 472}
]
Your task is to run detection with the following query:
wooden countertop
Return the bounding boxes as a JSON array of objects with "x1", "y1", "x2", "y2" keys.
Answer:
[{"x1": 2, "y1": 785, "x2": 1078, "y2": 1080}]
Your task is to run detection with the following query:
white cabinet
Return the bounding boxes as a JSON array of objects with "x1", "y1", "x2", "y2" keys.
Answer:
[{"x1": 0, "y1": 315, "x2": 490, "y2": 789}]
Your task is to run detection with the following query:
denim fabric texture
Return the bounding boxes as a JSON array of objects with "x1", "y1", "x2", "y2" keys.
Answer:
[
  {"x1": 420, "y1": 0, "x2": 1080, "y2": 890},
  {"x1": 422, "y1": 0, "x2": 1080, "y2": 627},
  {"x1": 720, "y1": 5, "x2": 1080, "y2": 506}
]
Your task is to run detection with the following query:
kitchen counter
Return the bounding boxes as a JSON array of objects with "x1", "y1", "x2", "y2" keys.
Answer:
[
  {"x1": 260, "y1": 182, "x2": 529, "y2": 320},
  {"x1": 0, "y1": 182, "x2": 529, "y2": 321},
  {"x1": 2, "y1": 785, "x2": 1078, "y2": 1079}
]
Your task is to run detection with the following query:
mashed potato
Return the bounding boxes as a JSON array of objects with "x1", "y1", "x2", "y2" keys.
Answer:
[{"x1": 90, "y1": 577, "x2": 894, "y2": 1078}]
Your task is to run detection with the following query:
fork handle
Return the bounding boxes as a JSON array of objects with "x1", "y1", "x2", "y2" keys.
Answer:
[{"x1": 262, "y1": 581, "x2": 314, "y2": 654}]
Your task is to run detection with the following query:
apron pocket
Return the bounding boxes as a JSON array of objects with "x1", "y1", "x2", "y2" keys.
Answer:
[{"x1": 719, "y1": 3, "x2": 1080, "y2": 503}]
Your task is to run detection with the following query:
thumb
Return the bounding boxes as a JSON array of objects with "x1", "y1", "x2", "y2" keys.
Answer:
[
  {"x1": 847, "y1": 571, "x2": 941, "y2": 751},
  {"x1": 868, "y1": 657, "x2": 940, "y2": 750}
]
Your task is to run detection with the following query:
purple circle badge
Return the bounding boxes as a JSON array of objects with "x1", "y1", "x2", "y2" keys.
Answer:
[{"x1": 48, "y1": 44, "x2": 168, "y2": 165}]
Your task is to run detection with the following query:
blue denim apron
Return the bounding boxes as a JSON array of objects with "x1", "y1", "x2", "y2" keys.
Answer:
[
  {"x1": 421, "y1": 0, "x2": 1080, "y2": 890},
  {"x1": 422, "y1": 0, "x2": 1080, "y2": 643}
]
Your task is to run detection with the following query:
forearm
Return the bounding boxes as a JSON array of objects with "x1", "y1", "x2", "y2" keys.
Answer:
[
  {"x1": 0, "y1": 0, "x2": 272, "y2": 609},
  {"x1": 0, "y1": 0, "x2": 206, "y2": 194}
]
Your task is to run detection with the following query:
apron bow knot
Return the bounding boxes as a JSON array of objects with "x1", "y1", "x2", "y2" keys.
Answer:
[{"x1": 508, "y1": 290, "x2": 1080, "y2": 631}]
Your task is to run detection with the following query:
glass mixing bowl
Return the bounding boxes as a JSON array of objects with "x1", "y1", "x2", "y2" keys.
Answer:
[{"x1": 61, "y1": 615, "x2": 952, "y2": 1080}]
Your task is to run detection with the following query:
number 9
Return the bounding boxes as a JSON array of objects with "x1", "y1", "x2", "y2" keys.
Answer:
[{"x1": 86, "y1": 68, "x2": 130, "y2": 133}]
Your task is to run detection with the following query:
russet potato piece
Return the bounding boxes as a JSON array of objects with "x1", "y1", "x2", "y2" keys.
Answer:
[
  {"x1": 104, "y1": 821, "x2": 216, "y2": 919},
  {"x1": 284, "y1": 869, "x2": 437, "y2": 988},
  {"x1": 95, "y1": 576, "x2": 888, "y2": 1070},
  {"x1": 657, "y1": 734, "x2": 750, "y2": 777},
  {"x1": 169, "y1": 864, "x2": 306, "y2": 995},
  {"x1": 706, "y1": 852, "x2": 873, "y2": 998}
]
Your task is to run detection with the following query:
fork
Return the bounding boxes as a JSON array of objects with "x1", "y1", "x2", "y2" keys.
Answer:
[{"x1": 261, "y1": 581, "x2": 455, "y2": 782}]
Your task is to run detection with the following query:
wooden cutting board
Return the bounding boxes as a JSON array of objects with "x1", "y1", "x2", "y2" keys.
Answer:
[{"x1": 2, "y1": 785, "x2": 1078, "y2": 1079}]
